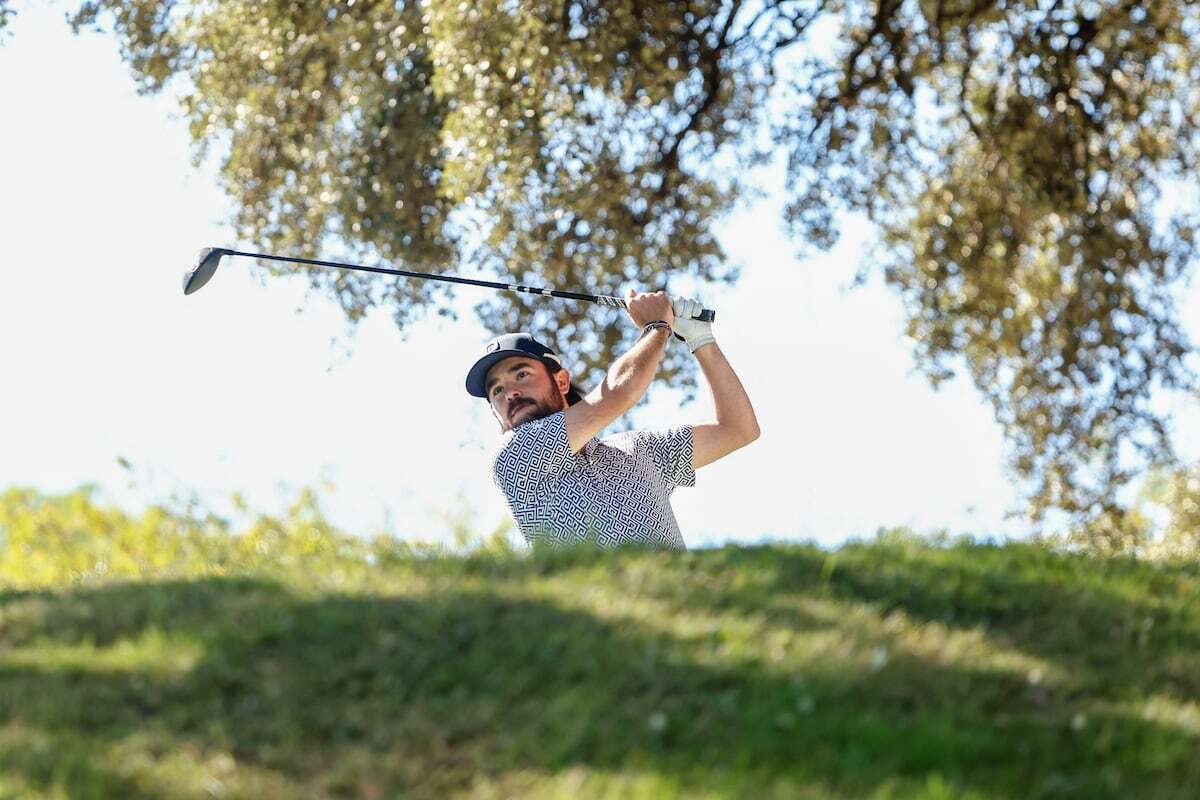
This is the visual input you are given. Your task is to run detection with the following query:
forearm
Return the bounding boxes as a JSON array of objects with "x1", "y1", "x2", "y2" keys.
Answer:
[
  {"x1": 695, "y1": 342, "x2": 759, "y2": 438},
  {"x1": 603, "y1": 327, "x2": 670, "y2": 413}
]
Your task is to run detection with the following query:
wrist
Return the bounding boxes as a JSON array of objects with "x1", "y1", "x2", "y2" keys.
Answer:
[
  {"x1": 640, "y1": 320, "x2": 672, "y2": 338},
  {"x1": 687, "y1": 333, "x2": 716, "y2": 354}
]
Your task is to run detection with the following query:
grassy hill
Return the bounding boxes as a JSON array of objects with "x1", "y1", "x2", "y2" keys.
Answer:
[{"x1": 1, "y1": 488, "x2": 1198, "y2": 798}]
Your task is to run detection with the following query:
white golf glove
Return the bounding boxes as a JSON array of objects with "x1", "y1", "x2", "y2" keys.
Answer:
[{"x1": 671, "y1": 296, "x2": 716, "y2": 354}]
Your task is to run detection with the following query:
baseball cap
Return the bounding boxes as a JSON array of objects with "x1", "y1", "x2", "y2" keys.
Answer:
[{"x1": 465, "y1": 332, "x2": 571, "y2": 399}]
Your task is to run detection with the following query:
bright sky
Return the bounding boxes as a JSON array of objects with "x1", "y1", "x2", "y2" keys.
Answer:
[{"x1": 3, "y1": 3, "x2": 1197, "y2": 548}]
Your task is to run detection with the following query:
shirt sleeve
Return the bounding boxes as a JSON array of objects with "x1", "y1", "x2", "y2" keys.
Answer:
[
  {"x1": 492, "y1": 411, "x2": 575, "y2": 505},
  {"x1": 628, "y1": 425, "x2": 697, "y2": 489}
]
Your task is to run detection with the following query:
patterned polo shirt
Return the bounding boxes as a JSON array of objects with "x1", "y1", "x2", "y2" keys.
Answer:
[{"x1": 492, "y1": 410, "x2": 696, "y2": 549}]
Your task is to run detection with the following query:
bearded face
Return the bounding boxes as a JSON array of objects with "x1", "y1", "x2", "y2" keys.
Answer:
[{"x1": 485, "y1": 357, "x2": 569, "y2": 432}]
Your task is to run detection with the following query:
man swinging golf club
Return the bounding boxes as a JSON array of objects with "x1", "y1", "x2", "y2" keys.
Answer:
[
  {"x1": 465, "y1": 289, "x2": 760, "y2": 549},
  {"x1": 182, "y1": 248, "x2": 751, "y2": 549}
]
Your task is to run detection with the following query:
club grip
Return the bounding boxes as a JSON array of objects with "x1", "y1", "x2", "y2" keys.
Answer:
[{"x1": 604, "y1": 295, "x2": 715, "y2": 322}]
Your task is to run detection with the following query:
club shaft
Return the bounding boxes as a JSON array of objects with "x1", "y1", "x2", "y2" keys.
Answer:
[{"x1": 222, "y1": 249, "x2": 716, "y2": 322}]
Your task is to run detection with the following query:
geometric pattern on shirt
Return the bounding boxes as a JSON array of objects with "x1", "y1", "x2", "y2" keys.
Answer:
[{"x1": 492, "y1": 410, "x2": 696, "y2": 550}]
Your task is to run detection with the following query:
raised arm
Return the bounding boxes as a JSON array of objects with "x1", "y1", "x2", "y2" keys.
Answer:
[
  {"x1": 562, "y1": 290, "x2": 674, "y2": 453},
  {"x1": 672, "y1": 298, "x2": 760, "y2": 470},
  {"x1": 691, "y1": 342, "x2": 760, "y2": 468}
]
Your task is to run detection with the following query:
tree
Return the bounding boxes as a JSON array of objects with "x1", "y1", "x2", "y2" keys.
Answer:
[
  {"x1": 67, "y1": 0, "x2": 1200, "y2": 547},
  {"x1": 1137, "y1": 464, "x2": 1200, "y2": 559},
  {"x1": 0, "y1": 2, "x2": 15, "y2": 38}
]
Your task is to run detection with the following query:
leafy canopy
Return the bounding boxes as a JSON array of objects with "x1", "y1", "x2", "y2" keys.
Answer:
[
  {"x1": 0, "y1": 1, "x2": 14, "y2": 37},
  {"x1": 62, "y1": 0, "x2": 1200, "y2": 545}
]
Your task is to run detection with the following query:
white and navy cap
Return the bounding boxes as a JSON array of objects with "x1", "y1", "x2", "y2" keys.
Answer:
[{"x1": 465, "y1": 332, "x2": 583, "y2": 402}]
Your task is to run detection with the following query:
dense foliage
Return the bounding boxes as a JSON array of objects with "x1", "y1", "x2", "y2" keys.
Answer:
[
  {"x1": 2, "y1": 486, "x2": 1199, "y2": 798},
  {"x1": 1138, "y1": 463, "x2": 1200, "y2": 558},
  {"x1": 0, "y1": 484, "x2": 510, "y2": 587},
  {"x1": 32, "y1": 0, "x2": 1200, "y2": 545}
]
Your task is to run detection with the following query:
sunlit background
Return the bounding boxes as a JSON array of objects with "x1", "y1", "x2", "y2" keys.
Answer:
[{"x1": 3, "y1": 2, "x2": 1197, "y2": 548}]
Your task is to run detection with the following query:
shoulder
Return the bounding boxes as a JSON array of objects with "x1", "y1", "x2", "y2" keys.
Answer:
[
  {"x1": 597, "y1": 427, "x2": 638, "y2": 452},
  {"x1": 610, "y1": 426, "x2": 695, "y2": 487},
  {"x1": 607, "y1": 425, "x2": 692, "y2": 452}
]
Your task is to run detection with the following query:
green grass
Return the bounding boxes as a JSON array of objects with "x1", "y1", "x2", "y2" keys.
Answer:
[{"x1": 1, "y1": 491, "x2": 1199, "y2": 798}]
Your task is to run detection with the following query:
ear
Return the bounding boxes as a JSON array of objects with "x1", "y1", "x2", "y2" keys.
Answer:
[{"x1": 553, "y1": 368, "x2": 571, "y2": 398}]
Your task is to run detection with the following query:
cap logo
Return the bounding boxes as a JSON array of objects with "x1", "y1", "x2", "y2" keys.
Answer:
[{"x1": 486, "y1": 341, "x2": 500, "y2": 353}]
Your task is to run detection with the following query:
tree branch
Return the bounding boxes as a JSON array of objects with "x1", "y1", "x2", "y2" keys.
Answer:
[{"x1": 649, "y1": 0, "x2": 745, "y2": 200}]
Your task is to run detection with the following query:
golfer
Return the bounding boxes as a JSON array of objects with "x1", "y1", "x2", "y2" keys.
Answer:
[{"x1": 465, "y1": 289, "x2": 759, "y2": 549}]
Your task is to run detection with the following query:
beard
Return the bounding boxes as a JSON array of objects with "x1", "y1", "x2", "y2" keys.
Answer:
[{"x1": 509, "y1": 393, "x2": 567, "y2": 429}]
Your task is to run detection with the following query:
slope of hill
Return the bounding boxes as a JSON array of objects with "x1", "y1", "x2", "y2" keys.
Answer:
[{"x1": 0, "y1": 489, "x2": 1198, "y2": 798}]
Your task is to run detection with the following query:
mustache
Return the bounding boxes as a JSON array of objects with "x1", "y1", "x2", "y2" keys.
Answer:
[{"x1": 509, "y1": 399, "x2": 534, "y2": 416}]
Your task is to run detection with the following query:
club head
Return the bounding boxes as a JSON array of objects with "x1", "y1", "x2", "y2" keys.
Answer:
[{"x1": 183, "y1": 247, "x2": 230, "y2": 295}]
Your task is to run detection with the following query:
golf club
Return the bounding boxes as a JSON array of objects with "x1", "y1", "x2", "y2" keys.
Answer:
[{"x1": 183, "y1": 247, "x2": 717, "y2": 322}]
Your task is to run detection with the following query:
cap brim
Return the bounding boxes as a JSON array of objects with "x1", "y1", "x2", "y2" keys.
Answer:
[{"x1": 465, "y1": 349, "x2": 535, "y2": 398}]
